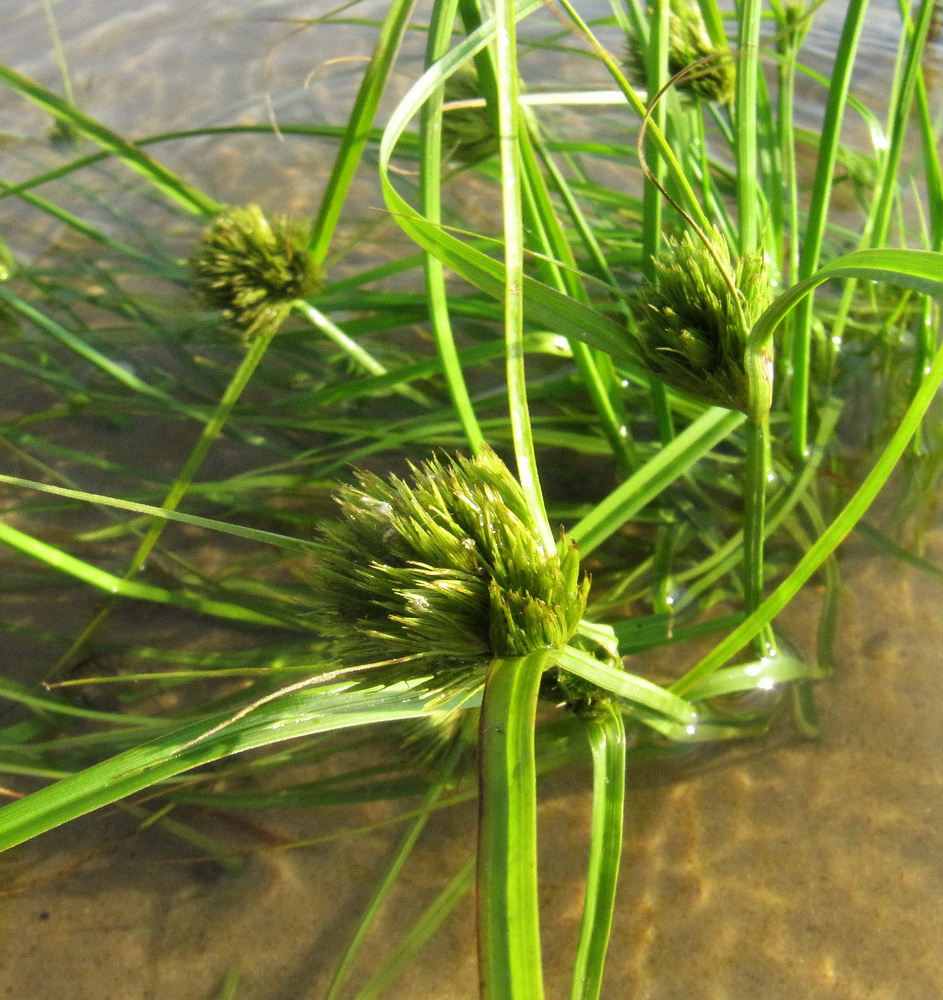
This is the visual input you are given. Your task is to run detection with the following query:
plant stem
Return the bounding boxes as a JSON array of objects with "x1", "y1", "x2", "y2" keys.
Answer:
[
  {"x1": 570, "y1": 703, "x2": 625, "y2": 1000},
  {"x1": 643, "y1": 0, "x2": 674, "y2": 444},
  {"x1": 307, "y1": 0, "x2": 416, "y2": 267},
  {"x1": 420, "y1": 0, "x2": 486, "y2": 452},
  {"x1": 790, "y1": 0, "x2": 869, "y2": 459},
  {"x1": 47, "y1": 318, "x2": 284, "y2": 677},
  {"x1": 292, "y1": 300, "x2": 429, "y2": 406},
  {"x1": 516, "y1": 118, "x2": 637, "y2": 473},
  {"x1": 743, "y1": 413, "x2": 775, "y2": 656},
  {"x1": 734, "y1": 0, "x2": 762, "y2": 256},
  {"x1": 477, "y1": 650, "x2": 549, "y2": 1000},
  {"x1": 673, "y1": 332, "x2": 943, "y2": 695},
  {"x1": 494, "y1": 0, "x2": 554, "y2": 553},
  {"x1": 554, "y1": 0, "x2": 714, "y2": 235}
]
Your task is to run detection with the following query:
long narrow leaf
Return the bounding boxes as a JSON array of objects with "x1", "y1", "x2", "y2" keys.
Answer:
[
  {"x1": 749, "y1": 248, "x2": 943, "y2": 352},
  {"x1": 0, "y1": 475, "x2": 318, "y2": 554},
  {"x1": 0, "y1": 518, "x2": 290, "y2": 627},
  {"x1": 0, "y1": 62, "x2": 217, "y2": 215},
  {"x1": 570, "y1": 408, "x2": 745, "y2": 555},
  {"x1": 0, "y1": 680, "x2": 438, "y2": 853},
  {"x1": 556, "y1": 645, "x2": 696, "y2": 726}
]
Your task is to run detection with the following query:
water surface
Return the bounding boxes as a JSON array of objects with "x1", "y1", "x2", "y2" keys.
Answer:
[{"x1": 1, "y1": 3, "x2": 940, "y2": 998}]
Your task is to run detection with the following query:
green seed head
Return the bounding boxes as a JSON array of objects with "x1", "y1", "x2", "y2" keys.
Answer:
[
  {"x1": 626, "y1": 0, "x2": 735, "y2": 104},
  {"x1": 778, "y1": 1, "x2": 812, "y2": 54},
  {"x1": 308, "y1": 448, "x2": 589, "y2": 694},
  {"x1": 540, "y1": 664, "x2": 613, "y2": 720},
  {"x1": 632, "y1": 227, "x2": 772, "y2": 415},
  {"x1": 441, "y1": 66, "x2": 498, "y2": 166},
  {"x1": 190, "y1": 204, "x2": 321, "y2": 338}
]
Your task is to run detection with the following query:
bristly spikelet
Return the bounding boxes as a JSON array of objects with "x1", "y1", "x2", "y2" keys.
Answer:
[
  {"x1": 625, "y1": 0, "x2": 735, "y2": 104},
  {"x1": 540, "y1": 662, "x2": 614, "y2": 720},
  {"x1": 441, "y1": 66, "x2": 498, "y2": 166},
  {"x1": 778, "y1": 1, "x2": 812, "y2": 55},
  {"x1": 308, "y1": 448, "x2": 590, "y2": 694},
  {"x1": 632, "y1": 227, "x2": 772, "y2": 415},
  {"x1": 190, "y1": 204, "x2": 321, "y2": 338}
]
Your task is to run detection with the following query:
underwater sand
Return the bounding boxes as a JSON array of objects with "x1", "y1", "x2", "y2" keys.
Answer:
[{"x1": 1, "y1": 537, "x2": 941, "y2": 1000}]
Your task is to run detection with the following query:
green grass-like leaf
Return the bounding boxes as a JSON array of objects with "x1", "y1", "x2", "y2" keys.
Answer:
[{"x1": 0, "y1": 680, "x2": 440, "y2": 853}]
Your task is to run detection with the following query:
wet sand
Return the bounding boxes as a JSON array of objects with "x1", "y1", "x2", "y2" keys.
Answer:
[{"x1": 1, "y1": 535, "x2": 941, "y2": 1000}]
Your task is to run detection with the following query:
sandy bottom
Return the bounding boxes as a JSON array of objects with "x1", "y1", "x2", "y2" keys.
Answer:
[{"x1": 1, "y1": 537, "x2": 941, "y2": 1000}]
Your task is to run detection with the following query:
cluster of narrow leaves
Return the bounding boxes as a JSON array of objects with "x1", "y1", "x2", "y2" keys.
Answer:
[{"x1": 308, "y1": 448, "x2": 589, "y2": 689}]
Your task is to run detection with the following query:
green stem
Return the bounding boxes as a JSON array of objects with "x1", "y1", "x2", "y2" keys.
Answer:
[
  {"x1": 477, "y1": 650, "x2": 549, "y2": 1000},
  {"x1": 420, "y1": 0, "x2": 486, "y2": 453},
  {"x1": 869, "y1": 0, "x2": 935, "y2": 249},
  {"x1": 643, "y1": 0, "x2": 674, "y2": 445},
  {"x1": 494, "y1": 0, "x2": 554, "y2": 553},
  {"x1": 552, "y1": 0, "x2": 714, "y2": 239},
  {"x1": 570, "y1": 703, "x2": 625, "y2": 1000},
  {"x1": 48, "y1": 318, "x2": 284, "y2": 676},
  {"x1": 734, "y1": 0, "x2": 763, "y2": 256},
  {"x1": 642, "y1": 0, "x2": 667, "y2": 268},
  {"x1": 292, "y1": 300, "x2": 429, "y2": 407},
  {"x1": 743, "y1": 414, "x2": 774, "y2": 656},
  {"x1": 815, "y1": 0, "x2": 934, "y2": 413},
  {"x1": 790, "y1": 0, "x2": 869, "y2": 458},
  {"x1": 307, "y1": 0, "x2": 415, "y2": 267},
  {"x1": 292, "y1": 300, "x2": 388, "y2": 377},
  {"x1": 770, "y1": 1, "x2": 806, "y2": 286},
  {"x1": 517, "y1": 118, "x2": 637, "y2": 472},
  {"x1": 672, "y1": 332, "x2": 943, "y2": 695}
]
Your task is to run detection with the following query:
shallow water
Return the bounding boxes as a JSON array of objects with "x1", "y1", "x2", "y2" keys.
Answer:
[
  {"x1": 1, "y1": 3, "x2": 941, "y2": 999},
  {"x1": 1, "y1": 542, "x2": 941, "y2": 999}
]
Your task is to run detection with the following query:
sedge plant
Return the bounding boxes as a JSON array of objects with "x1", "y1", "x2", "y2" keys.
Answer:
[{"x1": 0, "y1": 1, "x2": 941, "y2": 998}]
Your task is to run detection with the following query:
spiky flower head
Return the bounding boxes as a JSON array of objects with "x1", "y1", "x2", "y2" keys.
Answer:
[
  {"x1": 540, "y1": 663, "x2": 613, "y2": 720},
  {"x1": 190, "y1": 204, "x2": 321, "y2": 338},
  {"x1": 778, "y1": 2, "x2": 812, "y2": 55},
  {"x1": 308, "y1": 448, "x2": 589, "y2": 696},
  {"x1": 632, "y1": 227, "x2": 773, "y2": 417},
  {"x1": 441, "y1": 66, "x2": 498, "y2": 166},
  {"x1": 626, "y1": 0, "x2": 735, "y2": 104}
]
